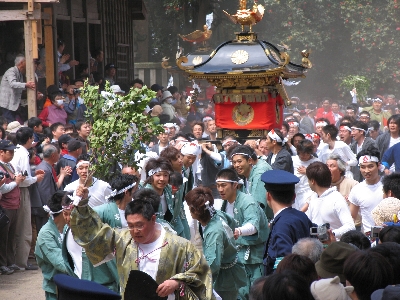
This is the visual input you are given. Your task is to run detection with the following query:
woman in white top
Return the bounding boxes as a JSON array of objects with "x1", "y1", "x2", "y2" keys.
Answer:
[{"x1": 292, "y1": 139, "x2": 319, "y2": 210}]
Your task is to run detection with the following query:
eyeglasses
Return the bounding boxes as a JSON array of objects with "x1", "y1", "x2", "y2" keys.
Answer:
[{"x1": 127, "y1": 223, "x2": 144, "y2": 231}]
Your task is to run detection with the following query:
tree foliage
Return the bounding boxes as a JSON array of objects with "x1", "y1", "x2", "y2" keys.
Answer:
[
  {"x1": 145, "y1": 0, "x2": 400, "y2": 100},
  {"x1": 82, "y1": 83, "x2": 163, "y2": 179}
]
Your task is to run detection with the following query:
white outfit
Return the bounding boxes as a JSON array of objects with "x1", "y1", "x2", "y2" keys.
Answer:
[
  {"x1": 348, "y1": 180, "x2": 383, "y2": 233},
  {"x1": 292, "y1": 155, "x2": 319, "y2": 210},
  {"x1": 183, "y1": 201, "x2": 203, "y2": 253},
  {"x1": 11, "y1": 145, "x2": 37, "y2": 187},
  {"x1": 318, "y1": 141, "x2": 357, "y2": 178},
  {"x1": 66, "y1": 229, "x2": 83, "y2": 278},
  {"x1": 64, "y1": 177, "x2": 112, "y2": 208},
  {"x1": 118, "y1": 208, "x2": 128, "y2": 228},
  {"x1": 306, "y1": 187, "x2": 355, "y2": 238}
]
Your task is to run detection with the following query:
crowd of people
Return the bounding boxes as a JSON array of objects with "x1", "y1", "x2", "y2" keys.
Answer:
[{"x1": 1, "y1": 52, "x2": 400, "y2": 300}]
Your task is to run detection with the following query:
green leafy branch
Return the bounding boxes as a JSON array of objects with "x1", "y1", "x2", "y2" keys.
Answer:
[{"x1": 339, "y1": 75, "x2": 370, "y2": 103}]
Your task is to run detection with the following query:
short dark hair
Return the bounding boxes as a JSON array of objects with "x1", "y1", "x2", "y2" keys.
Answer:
[
  {"x1": 167, "y1": 86, "x2": 178, "y2": 95},
  {"x1": 379, "y1": 226, "x2": 400, "y2": 244},
  {"x1": 369, "y1": 242, "x2": 400, "y2": 284},
  {"x1": 159, "y1": 146, "x2": 181, "y2": 163},
  {"x1": 131, "y1": 78, "x2": 144, "y2": 87},
  {"x1": 192, "y1": 122, "x2": 204, "y2": 132},
  {"x1": 75, "y1": 120, "x2": 89, "y2": 132},
  {"x1": 322, "y1": 124, "x2": 338, "y2": 140},
  {"x1": 262, "y1": 270, "x2": 314, "y2": 300},
  {"x1": 48, "y1": 191, "x2": 67, "y2": 218},
  {"x1": 169, "y1": 171, "x2": 183, "y2": 187},
  {"x1": 344, "y1": 251, "x2": 394, "y2": 300},
  {"x1": 387, "y1": 114, "x2": 400, "y2": 132},
  {"x1": 359, "y1": 111, "x2": 370, "y2": 118},
  {"x1": 352, "y1": 121, "x2": 368, "y2": 135},
  {"x1": 281, "y1": 121, "x2": 289, "y2": 132},
  {"x1": 144, "y1": 158, "x2": 173, "y2": 185},
  {"x1": 340, "y1": 230, "x2": 371, "y2": 250},
  {"x1": 267, "y1": 188, "x2": 295, "y2": 206},
  {"x1": 296, "y1": 139, "x2": 313, "y2": 154},
  {"x1": 368, "y1": 120, "x2": 380, "y2": 131},
  {"x1": 91, "y1": 48, "x2": 103, "y2": 59},
  {"x1": 28, "y1": 117, "x2": 42, "y2": 129},
  {"x1": 230, "y1": 144, "x2": 256, "y2": 161},
  {"x1": 50, "y1": 122, "x2": 64, "y2": 133},
  {"x1": 16, "y1": 127, "x2": 34, "y2": 145},
  {"x1": 291, "y1": 133, "x2": 304, "y2": 144},
  {"x1": 67, "y1": 139, "x2": 82, "y2": 152},
  {"x1": 125, "y1": 199, "x2": 155, "y2": 221},
  {"x1": 276, "y1": 254, "x2": 318, "y2": 286},
  {"x1": 109, "y1": 174, "x2": 138, "y2": 202},
  {"x1": 306, "y1": 161, "x2": 331, "y2": 188},
  {"x1": 216, "y1": 168, "x2": 240, "y2": 182},
  {"x1": 0, "y1": 116, "x2": 8, "y2": 126},
  {"x1": 249, "y1": 276, "x2": 267, "y2": 300},
  {"x1": 77, "y1": 153, "x2": 91, "y2": 163},
  {"x1": 382, "y1": 173, "x2": 400, "y2": 199},
  {"x1": 132, "y1": 188, "x2": 160, "y2": 212}
]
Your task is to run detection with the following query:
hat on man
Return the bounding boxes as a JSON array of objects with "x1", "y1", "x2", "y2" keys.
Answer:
[
  {"x1": 124, "y1": 270, "x2": 167, "y2": 300},
  {"x1": 261, "y1": 169, "x2": 300, "y2": 192},
  {"x1": 105, "y1": 63, "x2": 118, "y2": 71},
  {"x1": 372, "y1": 197, "x2": 400, "y2": 226},
  {"x1": 181, "y1": 141, "x2": 201, "y2": 156},
  {"x1": 53, "y1": 274, "x2": 121, "y2": 300},
  {"x1": 0, "y1": 140, "x2": 16, "y2": 151},
  {"x1": 151, "y1": 84, "x2": 164, "y2": 92},
  {"x1": 315, "y1": 242, "x2": 358, "y2": 283},
  {"x1": 67, "y1": 139, "x2": 82, "y2": 152},
  {"x1": 371, "y1": 285, "x2": 400, "y2": 300},
  {"x1": 150, "y1": 105, "x2": 163, "y2": 117},
  {"x1": 311, "y1": 276, "x2": 353, "y2": 300},
  {"x1": 110, "y1": 85, "x2": 125, "y2": 94},
  {"x1": 161, "y1": 91, "x2": 173, "y2": 101},
  {"x1": 6, "y1": 121, "x2": 23, "y2": 133}
]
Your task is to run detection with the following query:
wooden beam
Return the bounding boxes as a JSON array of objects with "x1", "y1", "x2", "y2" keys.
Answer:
[
  {"x1": 24, "y1": 11, "x2": 37, "y2": 118},
  {"x1": 43, "y1": 6, "x2": 54, "y2": 86},
  {"x1": 0, "y1": 9, "x2": 41, "y2": 21}
]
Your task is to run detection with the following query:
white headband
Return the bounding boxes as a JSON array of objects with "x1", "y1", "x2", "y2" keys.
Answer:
[
  {"x1": 181, "y1": 142, "x2": 201, "y2": 156},
  {"x1": 106, "y1": 182, "x2": 137, "y2": 199},
  {"x1": 231, "y1": 152, "x2": 251, "y2": 159},
  {"x1": 316, "y1": 121, "x2": 328, "y2": 127},
  {"x1": 340, "y1": 125, "x2": 351, "y2": 132},
  {"x1": 222, "y1": 139, "x2": 237, "y2": 147},
  {"x1": 358, "y1": 155, "x2": 379, "y2": 165},
  {"x1": 288, "y1": 121, "x2": 299, "y2": 127},
  {"x1": 204, "y1": 201, "x2": 215, "y2": 217},
  {"x1": 203, "y1": 117, "x2": 213, "y2": 122},
  {"x1": 43, "y1": 205, "x2": 63, "y2": 215},
  {"x1": 372, "y1": 98, "x2": 383, "y2": 103},
  {"x1": 148, "y1": 167, "x2": 170, "y2": 177},
  {"x1": 76, "y1": 161, "x2": 90, "y2": 168},
  {"x1": 216, "y1": 178, "x2": 244, "y2": 185},
  {"x1": 268, "y1": 129, "x2": 288, "y2": 145},
  {"x1": 351, "y1": 126, "x2": 366, "y2": 133}
]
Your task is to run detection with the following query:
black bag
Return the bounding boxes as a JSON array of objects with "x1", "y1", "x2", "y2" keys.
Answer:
[{"x1": 0, "y1": 205, "x2": 10, "y2": 228}]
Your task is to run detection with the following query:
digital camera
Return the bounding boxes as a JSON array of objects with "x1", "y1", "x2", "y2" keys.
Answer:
[{"x1": 310, "y1": 223, "x2": 331, "y2": 242}]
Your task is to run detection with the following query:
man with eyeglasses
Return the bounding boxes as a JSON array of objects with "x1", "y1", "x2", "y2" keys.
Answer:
[
  {"x1": 70, "y1": 186, "x2": 214, "y2": 299},
  {"x1": 11, "y1": 127, "x2": 45, "y2": 271}
]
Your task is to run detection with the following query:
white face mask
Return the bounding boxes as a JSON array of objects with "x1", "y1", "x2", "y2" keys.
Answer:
[
  {"x1": 56, "y1": 99, "x2": 64, "y2": 106},
  {"x1": 166, "y1": 98, "x2": 173, "y2": 104}
]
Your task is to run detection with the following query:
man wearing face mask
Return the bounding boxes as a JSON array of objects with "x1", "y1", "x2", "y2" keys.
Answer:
[
  {"x1": 38, "y1": 93, "x2": 67, "y2": 127},
  {"x1": 160, "y1": 91, "x2": 176, "y2": 121}
]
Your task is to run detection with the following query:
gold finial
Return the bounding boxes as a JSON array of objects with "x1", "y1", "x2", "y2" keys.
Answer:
[
  {"x1": 223, "y1": 1, "x2": 265, "y2": 33},
  {"x1": 239, "y1": 0, "x2": 247, "y2": 10}
]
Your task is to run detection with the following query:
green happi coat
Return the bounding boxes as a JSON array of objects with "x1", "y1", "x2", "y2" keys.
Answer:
[
  {"x1": 145, "y1": 183, "x2": 190, "y2": 239},
  {"x1": 70, "y1": 205, "x2": 215, "y2": 299},
  {"x1": 240, "y1": 158, "x2": 273, "y2": 220},
  {"x1": 221, "y1": 191, "x2": 269, "y2": 299},
  {"x1": 201, "y1": 210, "x2": 247, "y2": 298},
  {"x1": 94, "y1": 201, "x2": 122, "y2": 228},
  {"x1": 62, "y1": 226, "x2": 119, "y2": 293},
  {"x1": 34, "y1": 218, "x2": 76, "y2": 300}
]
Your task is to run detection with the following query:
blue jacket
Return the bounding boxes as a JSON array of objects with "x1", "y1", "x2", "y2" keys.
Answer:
[
  {"x1": 263, "y1": 207, "x2": 314, "y2": 275},
  {"x1": 382, "y1": 142, "x2": 400, "y2": 173}
]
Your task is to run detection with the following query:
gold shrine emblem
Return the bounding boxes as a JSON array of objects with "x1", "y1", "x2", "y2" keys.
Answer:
[
  {"x1": 232, "y1": 103, "x2": 254, "y2": 126},
  {"x1": 231, "y1": 50, "x2": 249, "y2": 64}
]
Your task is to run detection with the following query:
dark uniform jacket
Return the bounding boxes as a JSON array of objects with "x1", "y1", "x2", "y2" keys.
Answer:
[{"x1": 266, "y1": 148, "x2": 294, "y2": 174}]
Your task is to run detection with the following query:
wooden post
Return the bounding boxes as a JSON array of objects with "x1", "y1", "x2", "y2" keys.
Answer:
[
  {"x1": 24, "y1": 3, "x2": 37, "y2": 119},
  {"x1": 43, "y1": 6, "x2": 54, "y2": 85}
]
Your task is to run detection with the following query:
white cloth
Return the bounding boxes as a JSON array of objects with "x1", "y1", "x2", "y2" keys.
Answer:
[
  {"x1": 11, "y1": 145, "x2": 37, "y2": 187},
  {"x1": 237, "y1": 223, "x2": 257, "y2": 236},
  {"x1": 318, "y1": 141, "x2": 357, "y2": 178},
  {"x1": 225, "y1": 201, "x2": 235, "y2": 217},
  {"x1": 160, "y1": 194, "x2": 167, "y2": 215},
  {"x1": 118, "y1": 208, "x2": 128, "y2": 228},
  {"x1": 292, "y1": 155, "x2": 320, "y2": 210},
  {"x1": 271, "y1": 154, "x2": 277, "y2": 165},
  {"x1": 66, "y1": 229, "x2": 83, "y2": 278},
  {"x1": 64, "y1": 177, "x2": 112, "y2": 208},
  {"x1": 348, "y1": 180, "x2": 383, "y2": 233},
  {"x1": 183, "y1": 201, "x2": 203, "y2": 253},
  {"x1": 306, "y1": 187, "x2": 355, "y2": 238}
]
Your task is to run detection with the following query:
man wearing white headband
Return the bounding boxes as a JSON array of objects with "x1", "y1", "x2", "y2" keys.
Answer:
[
  {"x1": 94, "y1": 174, "x2": 138, "y2": 229},
  {"x1": 230, "y1": 145, "x2": 273, "y2": 219},
  {"x1": 348, "y1": 147, "x2": 383, "y2": 234},
  {"x1": 338, "y1": 123, "x2": 352, "y2": 145},
  {"x1": 265, "y1": 129, "x2": 294, "y2": 174},
  {"x1": 181, "y1": 141, "x2": 202, "y2": 195},
  {"x1": 350, "y1": 121, "x2": 378, "y2": 182},
  {"x1": 216, "y1": 168, "x2": 268, "y2": 299},
  {"x1": 64, "y1": 155, "x2": 112, "y2": 208},
  {"x1": 220, "y1": 135, "x2": 239, "y2": 168},
  {"x1": 163, "y1": 123, "x2": 179, "y2": 140},
  {"x1": 364, "y1": 97, "x2": 391, "y2": 131},
  {"x1": 288, "y1": 121, "x2": 299, "y2": 138}
]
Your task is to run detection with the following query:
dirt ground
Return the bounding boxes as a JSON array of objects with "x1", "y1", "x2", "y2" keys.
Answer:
[{"x1": 0, "y1": 259, "x2": 44, "y2": 300}]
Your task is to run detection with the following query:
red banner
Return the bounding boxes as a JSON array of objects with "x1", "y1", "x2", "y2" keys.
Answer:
[{"x1": 215, "y1": 94, "x2": 284, "y2": 130}]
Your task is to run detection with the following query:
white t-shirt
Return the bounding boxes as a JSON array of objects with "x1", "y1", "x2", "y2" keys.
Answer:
[
  {"x1": 226, "y1": 201, "x2": 235, "y2": 217},
  {"x1": 160, "y1": 194, "x2": 167, "y2": 214},
  {"x1": 64, "y1": 177, "x2": 112, "y2": 208},
  {"x1": 271, "y1": 154, "x2": 277, "y2": 165},
  {"x1": 118, "y1": 208, "x2": 128, "y2": 228},
  {"x1": 306, "y1": 187, "x2": 355, "y2": 238},
  {"x1": 348, "y1": 180, "x2": 383, "y2": 233},
  {"x1": 66, "y1": 229, "x2": 83, "y2": 278}
]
